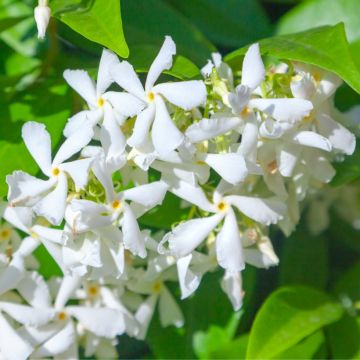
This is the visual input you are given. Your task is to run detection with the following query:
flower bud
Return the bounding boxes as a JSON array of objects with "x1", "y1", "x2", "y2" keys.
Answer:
[{"x1": 34, "y1": 0, "x2": 51, "y2": 39}]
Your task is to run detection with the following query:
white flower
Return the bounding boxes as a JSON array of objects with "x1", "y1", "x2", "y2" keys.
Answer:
[
  {"x1": 7, "y1": 122, "x2": 93, "y2": 225},
  {"x1": 111, "y1": 36, "x2": 207, "y2": 156},
  {"x1": 34, "y1": 0, "x2": 51, "y2": 39}
]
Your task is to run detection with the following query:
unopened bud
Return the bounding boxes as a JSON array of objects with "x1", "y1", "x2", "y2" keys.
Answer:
[{"x1": 34, "y1": 0, "x2": 51, "y2": 39}]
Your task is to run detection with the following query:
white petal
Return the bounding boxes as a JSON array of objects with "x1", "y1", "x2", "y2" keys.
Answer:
[
  {"x1": 290, "y1": 131, "x2": 332, "y2": 152},
  {"x1": 22, "y1": 121, "x2": 52, "y2": 176},
  {"x1": 185, "y1": 117, "x2": 241, "y2": 143},
  {"x1": 6, "y1": 171, "x2": 55, "y2": 206},
  {"x1": 122, "y1": 180, "x2": 168, "y2": 208},
  {"x1": 164, "y1": 177, "x2": 215, "y2": 212},
  {"x1": 203, "y1": 153, "x2": 248, "y2": 184},
  {"x1": 317, "y1": 113, "x2": 356, "y2": 155},
  {"x1": 277, "y1": 143, "x2": 301, "y2": 177},
  {"x1": 63, "y1": 110, "x2": 101, "y2": 138},
  {"x1": 158, "y1": 286, "x2": 184, "y2": 328},
  {"x1": 17, "y1": 271, "x2": 52, "y2": 308},
  {"x1": 31, "y1": 321, "x2": 76, "y2": 358},
  {"x1": 304, "y1": 150, "x2": 335, "y2": 183},
  {"x1": 153, "y1": 80, "x2": 206, "y2": 110},
  {"x1": 167, "y1": 214, "x2": 223, "y2": 257},
  {"x1": 0, "y1": 256, "x2": 24, "y2": 295},
  {"x1": 53, "y1": 124, "x2": 93, "y2": 165},
  {"x1": 127, "y1": 105, "x2": 155, "y2": 148},
  {"x1": 216, "y1": 209, "x2": 244, "y2": 272},
  {"x1": 54, "y1": 274, "x2": 81, "y2": 309},
  {"x1": 221, "y1": 271, "x2": 243, "y2": 311},
  {"x1": 152, "y1": 96, "x2": 184, "y2": 156},
  {"x1": 145, "y1": 255, "x2": 176, "y2": 281},
  {"x1": 15, "y1": 236, "x2": 40, "y2": 257},
  {"x1": 3, "y1": 206, "x2": 33, "y2": 233},
  {"x1": 241, "y1": 43, "x2": 265, "y2": 90},
  {"x1": 100, "y1": 107, "x2": 126, "y2": 163},
  {"x1": 135, "y1": 295, "x2": 157, "y2": 340},
  {"x1": 67, "y1": 306, "x2": 127, "y2": 338},
  {"x1": 104, "y1": 91, "x2": 145, "y2": 117},
  {"x1": 97, "y1": 49, "x2": 118, "y2": 95},
  {"x1": 145, "y1": 36, "x2": 176, "y2": 92},
  {"x1": 63, "y1": 69, "x2": 97, "y2": 106},
  {"x1": 0, "y1": 312, "x2": 33, "y2": 360},
  {"x1": 237, "y1": 114, "x2": 258, "y2": 162},
  {"x1": 33, "y1": 172, "x2": 68, "y2": 225},
  {"x1": 177, "y1": 254, "x2": 203, "y2": 299},
  {"x1": 59, "y1": 158, "x2": 93, "y2": 189},
  {"x1": 226, "y1": 195, "x2": 285, "y2": 225},
  {"x1": 122, "y1": 204, "x2": 147, "y2": 258},
  {"x1": 110, "y1": 61, "x2": 145, "y2": 100},
  {"x1": 31, "y1": 225, "x2": 65, "y2": 244},
  {"x1": 250, "y1": 98, "x2": 313, "y2": 123},
  {"x1": 0, "y1": 302, "x2": 53, "y2": 326}
]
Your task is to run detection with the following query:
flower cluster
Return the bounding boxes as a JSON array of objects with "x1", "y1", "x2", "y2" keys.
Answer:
[{"x1": 0, "y1": 35, "x2": 355, "y2": 358}]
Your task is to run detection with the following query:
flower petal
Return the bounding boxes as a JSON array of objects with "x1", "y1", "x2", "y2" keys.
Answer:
[
  {"x1": 152, "y1": 96, "x2": 184, "y2": 156},
  {"x1": 135, "y1": 295, "x2": 157, "y2": 340},
  {"x1": 53, "y1": 124, "x2": 93, "y2": 165},
  {"x1": 33, "y1": 172, "x2": 68, "y2": 226},
  {"x1": 237, "y1": 114, "x2": 258, "y2": 162},
  {"x1": 59, "y1": 158, "x2": 93, "y2": 189},
  {"x1": 63, "y1": 69, "x2": 97, "y2": 106},
  {"x1": 153, "y1": 80, "x2": 206, "y2": 110},
  {"x1": 104, "y1": 91, "x2": 145, "y2": 117},
  {"x1": 203, "y1": 153, "x2": 248, "y2": 184},
  {"x1": 31, "y1": 225, "x2": 65, "y2": 245},
  {"x1": 241, "y1": 43, "x2": 265, "y2": 90},
  {"x1": 54, "y1": 274, "x2": 81, "y2": 310},
  {"x1": 110, "y1": 61, "x2": 145, "y2": 100},
  {"x1": 127, "y1": 104, "x2": 155, "y2": 148},
  {"x1": 63, "y1": 109, "x2": 101, "y2": 138},
  {"x1": 96, "y1": 49, "x2": 118, "y2": 96},
  {"x1": 289, "y1": 131, "x2": 332, "y2": 152},
  {"x1": 0, "y1": 256, "x2": 24, "y2": 296},
  {"x1": 216, "y1": 209, "x2": 244, "y2": 272},
  {"x1": 145, "y1": 36, "x2": 176, "y2": 92},
  {"x1": 277, "y1": 142, "x2": 301, "y2": 177},
  {"x1": 22, "y1": 121, "x2": 52, "y2": 176},
  {"x1": 317, "y1": 113, "x2": 356, "y2": 155},
  {"x1": 250, "y1": 98, "x2": 313, "y2": 123},
  {"x1": 185, "y1": 117, "x2": 241, "y2": 143},
  {"x1": 220, "y1": 271, "x2": 243, "y2": 311},
  {"x1": 167, "y1": 214, "x2": 223, "y2": 258},
  {"x1": 177, "y1": 254, "x2": 203, "y2": 299},
  {"x1": 122, "y1": 180, "x2": 168, "y2": 208},
  {"x1": 226, "y1": 195, "x2": 286, "y2": 225},
  {"x1": 158, "y1": 286, "x2": 184, "y2": 328}
]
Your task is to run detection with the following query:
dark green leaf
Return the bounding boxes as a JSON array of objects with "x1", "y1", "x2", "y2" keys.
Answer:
[
  {"x1": 225, "y1": 24, "x2": 360, "y2": 95},
  {"x1": 246, "y1": 286, "x2": 343, "y2": 359},
  {"x1": 0, "y1": 15, "x2": 28, "y2": 34},
  {"x1": 333, "y1": 260, "x2": 360, "y2": 302},
  {"x1": 52, "y1": 0, "x2": 129, "y2": 57}
]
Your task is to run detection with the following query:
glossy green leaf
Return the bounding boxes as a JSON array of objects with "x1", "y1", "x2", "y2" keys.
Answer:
[
  {"x1": 225, "y1": 24, "x2": 360, "y2": 95},
  {"x1": 166, "y1": 0, "x2": 272, "y2": 49},
  {"x1": 210, "y1": 334, "x2": 249, "y2": 359},
  {"x1": 51, "y1": 0, "x2": 129, "y2": 57},
  {"x1": 246, "y1": 286, "x2": 343, "y2": 359},
  {"x1": 277, "y1": 0, "x2": 360, "y2": 43},
  {"x1": 121, "y1": 0, "x2": 215, "y2": 66},
  {"x1": 326, "y1": 313, "x2": 360, "y2": 359}
]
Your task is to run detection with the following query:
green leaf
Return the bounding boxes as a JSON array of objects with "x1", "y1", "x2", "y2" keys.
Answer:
[
  {"x1": 279, "y1": 226, "x2": 329, "y2": 289},
  {"x1": 33, "y1": 244, "x2": 62, "y2": 279},
  {"x1": 326, "y1": 313, "x2": 360, "y2": 359},
  {"x1": 246, "y1": 286, "x2": 343, "y2": 359},
  {"x1": 0, "y1": 15, "x2": 28, "y2": 34},
  {"x1": 225, "y1": 24, "x2": 360, "y2": 95},
  {"x1": 51, "y1": 0, "x2": 129, "y2": 57},
  {"x1": 277, "y1": 0, "x2": 360, "y2": 44},
  {"x1": 166, "y1": 0, "x2": 272, "y2": 49},
  {"x1": 121, "y1": 0, "x2": 215, "y2": 66},
  {"x1": 210, "y1": 334, "x2": 249, "y2": 359},
  {"x1": 333, "y1": 260, "x2": 360, "y2": 302},
  {"x1": 276, "y1": 331, "x2": 324, "y2": 359}
]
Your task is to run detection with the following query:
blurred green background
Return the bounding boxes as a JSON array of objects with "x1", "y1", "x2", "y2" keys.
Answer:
[{"x1": 1, "y1": 0, "x2": 360, "y2": 358}]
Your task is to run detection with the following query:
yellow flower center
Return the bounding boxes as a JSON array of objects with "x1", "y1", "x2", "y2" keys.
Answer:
[
  {"x1": 111, "y1": 199, "x2": 121, "y2": 210},
  {"x1": 267, "y1": 160, "x2": 278, "y2": 175},
  {"x1": 196, "y1": 160, "x2": 206, "y2": 166},
  {"x1": 52, "y1": 167, "x2": 60, "y2": 176},
  {"x1": 313, "y1": 72, "x2": 321, "y2": 83},
  {"x1": 147, "y1": 91, "x2": 155, "y2": 102},
  {"x1": 87, "y1": 284, "x2": 99, "y2": 297},
  {"x1": 152, "y1": 281, "x2": 162, "y2": 294},
  {"x1": 240, "y1": 106, "x2": 250, "y2": 117},
  {"x1": 217, "y1": 201, "x2": 229, "y2": 213},
  {"x1": 0, "y1": 229, "x2": 11, "y2": 241},
  {"x1": 57, "y1": 311, "x2": 67, "y2": 321},
  {"x1": 97, "y1": 97, "x2": 105, "y2": 108}
]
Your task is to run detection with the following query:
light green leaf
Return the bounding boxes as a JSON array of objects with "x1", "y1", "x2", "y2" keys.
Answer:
[
  {"x1": 51, "y1": 0, "x2": 129, "y2": 57},
  {"x1": 277, "y1": 0, "x2": 360, "y2": 43},
  {"x1": 225, "y1": 24, "x2": 360, "y2": 95},
  {"x1": 210, "y1": 334, "x2": 249, "y2": 359},
  {"x1": 246, "y1": 286, "x2": 343, "y2": 359},
  {"x1": 166, "y1": 0, "x2": 272, "y2": 49}
]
